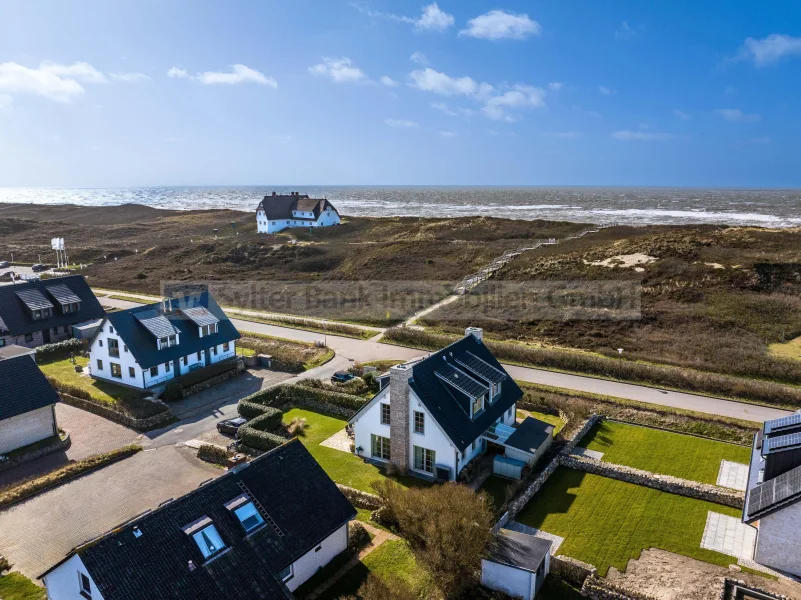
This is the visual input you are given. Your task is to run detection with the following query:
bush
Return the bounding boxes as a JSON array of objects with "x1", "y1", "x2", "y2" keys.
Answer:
[
  {"x1": 355, "y1": 573, "x2": 419, "y2": 600},
  {"x1": 163, "y1": 381, "x2": 184, "y2": 402},
  {"x1": 252, "y1": 406, "x2": 283, "y2": 432},
  {"x1": 238, "y1": 408, "x2": 286, "y2": 452},
  {"x1": 0, "y1": 555, "x2": 9, "y2": 573},
  {"x1": 197, "y1": 444, "x2": 229, "y2": 465},
  {"x1": 36, "y1": 338, "x2": 83, "y2": 363},
  {"x1": 287, "y1": 417, "x2": 307, "y2": 436},
  {"x1": 237, "y1": 384, "x2": 366, "y2": 414},
  {"x1": 238, "y1": 400, "x2": 273, "y2": 420},
  {"x1": 348, "y1": 522, "x2": 372, "y2": 552}
]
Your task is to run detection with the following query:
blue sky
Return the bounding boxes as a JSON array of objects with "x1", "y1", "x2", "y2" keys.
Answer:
[{"x1": 0, "y1": 0, "x2": 799, "y2": 187}]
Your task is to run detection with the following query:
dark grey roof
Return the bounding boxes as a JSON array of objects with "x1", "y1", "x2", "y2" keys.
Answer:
[
  {"x1": 46, "y1": 284, "x2": 82, "y2": 305},
  {"x1": 106, "y1": 293, "x2": 240, "y2": 370},
  {"x1": 0, "y1": 344, "x2": 36, "y2": 361},
  {"x1": 182, "y1": 307, "x2": 220, "y2": 328},
  {"x1": 15, "y1": 288, "x2": 54, "y2": 311},
  {"x1": 134, "y1": 309, "x2": 180, "y2": 339},
  {"x1": 409, "y1": 334, "x2": 523, "y2": 453},
  {"x1": 46, "y1": 440, "x2": 355, "y2": 600},
  {"x1": 485, "y1": 529, "x2": 551, "y2": 573},
  {"x1": 256, "y1": 193, "x2": 339, "y2": 222},
  {"x1": 0, "y1": 275, "x2": 106, "y2": 337},
  {"x1": 505, "y1": 417, "x2": 554, "y2": 455},
  {"x1": 745, "y1": 463, "x2": 801, "y2": 522},
  {"x1": 0, "y1": 355, "x2": 60, "y2": 421}
]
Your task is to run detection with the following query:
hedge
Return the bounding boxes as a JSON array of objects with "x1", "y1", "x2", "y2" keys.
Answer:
[
  {"x1": 238, "y1": 384, "x2": 366, "y2": 412},
  {"x1": 238, "y1": 408, "x2": 287, "y2": 452},
  {"x1": 36, "y1": 338, "x2": 83, "y2": 362},
  {"x1": 197, "y1": 444, "x2": 229, "y2": 465}
]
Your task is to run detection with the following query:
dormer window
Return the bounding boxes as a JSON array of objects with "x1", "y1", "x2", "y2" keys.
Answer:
[
  {"x1": 234, "y1": 502, "x2": 265, "y2": 533},
  {"x1": 185, "y1": 520, "x2": 226, "y2": 560},
  {"x1": 32, "y1": 307, "x2": 52, "y2": 320},
  {"x1": 200, "y1": 323, "x2": 218, "y2": 337},
  {"x1": 472, "y1": 395, "x2": 485, "y2": 417}
]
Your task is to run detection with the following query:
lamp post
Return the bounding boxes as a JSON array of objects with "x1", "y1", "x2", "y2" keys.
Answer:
[{"x1": 617, "y1": 348, "x2": 624, "y2": 374}]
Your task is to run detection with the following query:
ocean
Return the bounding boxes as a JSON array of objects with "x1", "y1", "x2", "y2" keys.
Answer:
[{"x1": 1, "y1": 186, "x2": 800, "y2": 227}]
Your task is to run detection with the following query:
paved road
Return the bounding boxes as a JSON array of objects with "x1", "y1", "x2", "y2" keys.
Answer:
[{"x1": 99, "y1": 296, "x2": 790, "y2": 423}]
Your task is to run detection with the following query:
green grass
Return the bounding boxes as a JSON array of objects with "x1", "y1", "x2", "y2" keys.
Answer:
[
  {"x1": 106, "y1": 293, "x2": 151, "y2": 304},
  {"x1": 518, "y1": 409, "x2": 566, "y2": 434},
  {"x1": 360, "y1": 359, "x2": 405, "y2": 372},
  {"x1": 39, "y1": 356, "x2": 142, "y2": 405},
  {"x1": 480, "y1": 476, "x2": 513, "y2": 514},
  {"x1": 320, "y1": 539, "x2": 434, "y2": 600},
  {"x1": 581, "y1": 421, "x2": 751, "y2": 484},
  {"x1": 236, "y1": 346, "x2": 256, "y2": 357},
  {"x1": 0, "y1": 573, "x2": 46, "y2": 600},
  {"x1": 304, "y1": 347, "x2": 336, "y2": 370},
  {"x1": 768, "y1": 336, "x2": 801, "y2": 362},
  {"x1": 535, "y1": 577, "x2": 583, "y2": 599},
  {"x1": 516, "y1": 469, "x2": 743, "y2": 576},
  {"x1": 282, "y1": 408, "x2": 430, "y2": 492}
]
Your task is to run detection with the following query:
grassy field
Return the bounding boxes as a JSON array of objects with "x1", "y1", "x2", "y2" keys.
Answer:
[
  {"x1": 581, "y1": 421, "x2": 751, "y2": 484},
  {"x1": 0, "y1": 573, "x2": 45, "y2": 600},
  {"x1": 39, "y1": 356, "x2": 142, "y2": 405},
  {"x1": 320, "y1": 539, "x2": 434, "y2": 600},
  {"x1": 237, "y1": 332, "x2": 334, "y2": 371},
  {"x1": 518, "y1": 409, "x2": 566, "y2": 434},
  {"x1": 768, "y1": 336, "x2": 801, "y2": 362},
  {"x1": 282, "y1": 408, "x2": 429, "y2": 492},
  {"x1": 516, "y1": 469, "x2": 743, "y2": 576}
]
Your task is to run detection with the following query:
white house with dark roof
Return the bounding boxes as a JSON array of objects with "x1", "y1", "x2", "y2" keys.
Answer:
[
  {"x1": 742, "y1": 410, "x2": 801, "y2": 577},
  {"x1": 88, "y1": 292, "x2": 240, "y2": 390},
  {"x1": 256, "y1": 191, "x2": 341, "y2": 234},
  {"x1": 349, "y1": 328, "x2": 551, "y2": 482}
]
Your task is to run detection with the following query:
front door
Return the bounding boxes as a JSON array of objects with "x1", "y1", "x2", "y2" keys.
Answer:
[
  {"x1": 42, "y1": 328, "x2": 51, "y2": 343},
  {"x1": 205, "y1": 348, "x2": 212, "y2": 365}
]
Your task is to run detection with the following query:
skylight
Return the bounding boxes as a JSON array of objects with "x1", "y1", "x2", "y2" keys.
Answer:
[
  {"x1": 192, "y1": 524, "x2": 226, "y2": 559},
  {"x1": 234, "y1": 501, "x2": 265, "y2": 533}
]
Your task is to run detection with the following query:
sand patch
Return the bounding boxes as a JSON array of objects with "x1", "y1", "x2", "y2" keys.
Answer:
[
  {"x1": 705, "y1": 262, "x2": 725, "y2": 269},
  {"x1": 586, "y1": 253, "x2": 657, "y2": 269}
]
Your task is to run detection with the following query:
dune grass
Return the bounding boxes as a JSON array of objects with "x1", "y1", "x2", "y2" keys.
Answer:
[
  {"x1": 516, "y1": 469, "x2": 743, "y2": 576},
  {"x1": 0, "y1": 573, "x2": 46, "y2": 600},
  {"x1": 581, "y1": 421, "x2": 750, "y2": 484}
]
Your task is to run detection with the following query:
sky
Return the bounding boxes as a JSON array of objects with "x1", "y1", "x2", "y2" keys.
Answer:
[{"x1": 0, "y1": 1, "x2": 800, "y2": 188}]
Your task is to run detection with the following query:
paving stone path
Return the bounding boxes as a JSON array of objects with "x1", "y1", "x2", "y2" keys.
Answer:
[
  {"x1": 570, "y1": 446, "x2": 604, "y2": 461},
  {"x1": 716, "y1": 460, "x2": 749, "y2": 491},
  {"x1": 700, "y1": 511, "x2": 756, "y2": 560}
]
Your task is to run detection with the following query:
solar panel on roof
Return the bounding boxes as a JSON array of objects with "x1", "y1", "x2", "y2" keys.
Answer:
[
  {"x1": 134, "y1": 310, "x2": 179, "y2": 339},
  {"x1": 434, "y1": 361, "x2": 489, "y2": 400},
  {"x1": 766, "y1": 433, "x2": 801, "y2": 453},
  {"x1": 748, "y1": 464, "x2": 801, "y2": 517},
  {"x1": 181, "y1": 307, "x2": 219, "y2": 327},
  {"x1": 14, "y1": 289, "x2": 54, "y2": 310},
  {"x1": 454, "y1": 351, "x2": 506, "y2": 385},
  {"x1": 765, "y1": 412, "x2": 801, "y2": 434},
  {"x1": 46, "y1": 284, "x2": 81, "y2": 305}
]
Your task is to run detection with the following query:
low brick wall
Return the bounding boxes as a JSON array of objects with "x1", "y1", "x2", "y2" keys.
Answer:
[
  {"x1": 337, "y1": 484, "x2": 383, "y2": 510},
  {"x1": 551, "y1": 555, "x2": 596, "y2": 587},
  {"x1": 560, "y1": 455, "x2": 744, "y2": 509},
  {"x1": 0, "y1": 433, "x2": 71, "y2": 474},
  {"x1": 58, "y1": 393, "x2": 172, "y2": 431},
  {"x1": 581, "y1": 575, "x2": 658, "y2": 600}
]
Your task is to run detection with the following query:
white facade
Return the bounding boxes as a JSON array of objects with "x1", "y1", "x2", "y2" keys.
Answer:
[
  {"x1": 42, "y1": 554, "x2": 105, "y2": 600},
  {"x1": 480, "y1": 553, "x2": 549, "y2": 600},
  {"x1": 285, "y1": 523, "x2": 348, "y2": 592},
  {"x1": 0, "y1": 405, "x2": 57, "y2": 454},
  {"x1": 88, "y1": 318, "x2": 236, "y2": 390},
  {"x1": 753, "y1": 501, "x2": 801, "y2": 577},
  {"x1": 256, "y1": 205, "x2": 340, "y2": 234}
]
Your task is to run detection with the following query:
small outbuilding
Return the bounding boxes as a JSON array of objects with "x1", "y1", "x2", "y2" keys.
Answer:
[{"x1": 481, "y1": 528, "x2": 552, "y2": 600}]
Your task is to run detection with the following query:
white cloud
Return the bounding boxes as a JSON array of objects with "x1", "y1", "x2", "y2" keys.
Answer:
[
  {"x1": 460, "y1": 10, "x2": 541, "y2": 41},
  {"x1": 439, "y1": 130, "x2": 457, "y2": 137},
  {"x1": 350, "y1": 2, "x2": 453, "y2": 32},
  {"x1": 614, "y1": 21, "x2": 642, "y2": 40},
  {"x1": 168, "y1": 64, "x2": 276, "y2": 86},
  {"x1": 0, "y1": 94, "x2": 12, "y2": 109},
  {"x1": 385, "y1": 118, "x2": 419, "y2": 128},
  {"x1": 431, "y1": 101, "x2": 456, "y2": 116},
  {"x1": 673, "y1": 109, "x2": 691, "y2": 120},
  {"x1": 739, "y1": 34, "x2": 801, "y2": 67},
  {"x1": 415, "y1": 3, "x2": 454, "y2": 31},
  {"x1": 612, "y1": 130, "x2": 674, "y2": 141},
  {"x1": 599, "y1": 85, "x2": 617, "y2": 95},
  {"x1": 380, "y1": 75, "x2": 398, "y2": 87},
  {"x1": 110, "y1": 72, "x2": 150, "y2": 83},
  {"x1": 409, "y1": 68, "x2": 479, "y2": 96},
  {"x1": 483, "y1": 84, "x2": 545, "y2": 120},
  {"x1": 309, "y1": 57, "x2": 365, "y2": 83},
  {"x1": 548, "y1": 82, "x2": 563, "y2": 91},
  {"x1": 410, "y1": 51, "x2": 429, "y2": 65},
  {"x1": 715, "y1": 108, "x2": 760, "y2": 123},
  {"x1": 0, "y1": 61, "x2": 106, "y2": 103},
  {"x1": 552, "y1": 131, "x2": 582, "y2": 139}
]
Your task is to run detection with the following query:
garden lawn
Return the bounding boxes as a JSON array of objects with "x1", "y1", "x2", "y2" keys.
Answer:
[
  {"x1": 0, "y1": 572, "x2": 46, "y2": 600},
  {"x1": 581, "y1": 421, "x2": 750, "y2": 484},
  {"x1": 39, "y1": 357, "x2": 142, "y2": 406},
  {"x1": 480, "y1": 476, "x2": 513, "y2": 514},
  {"x1": 518, "y1": 409, "x2": 565, "y2": 434},
  {"x1": 282, "y1": 409, "x2": 429, "y2": 492},
  {"x1": 319, "y1": 539, "x2": 433, "y2": 600},
  {"x1": 516, "y1": 469, "x2": 743, "y2": 576}
]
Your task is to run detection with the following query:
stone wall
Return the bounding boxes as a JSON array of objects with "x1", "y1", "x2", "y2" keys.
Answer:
[
  {"x1": 337, "y1": 484, "x2": 383, "y2": 510},
  {"x1": 581, "y1": 575, "x2": 658, "y2": 600},
  {"x1": 0, "y1": 433, "x2": 71, "y2": 473},
  {"x1": 1, "y1": 330, "x2": 44, "y2": 348},
  {"x1": 58, "y1": 393, "x2": 173, "y2": 431},
  {"x1": 720, "y1": 579, "x2": 788, "y2": 600},
  {"x1": 560, "y1": 455, "x2": 744, "y2": 509},
  {"x1": 551, "y1": 555, "x2": 597, "y2": 587}
]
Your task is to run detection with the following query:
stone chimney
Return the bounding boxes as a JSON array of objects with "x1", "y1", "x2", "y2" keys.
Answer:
[
  {"x1": 271, "y1": 191, "x2": 276, "y2": 197},
  {"x1": 389, "y1": 363, "x2": 413, "y2": 472},
  {"x1": 465, "y1": 326, "x2": 483, "y2": 341}
]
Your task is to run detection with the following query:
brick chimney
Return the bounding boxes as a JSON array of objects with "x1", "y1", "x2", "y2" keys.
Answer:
[
  {"x1": 465, "y1": 326, "x2": 483, "y2": 341},
  {"x1": 389, "y1": 363, "x2": 413, "y2": 472}
]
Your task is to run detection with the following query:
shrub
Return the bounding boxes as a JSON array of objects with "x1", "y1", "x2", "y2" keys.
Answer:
[
  {"x1": 238, "y1": 408, "x2": 286, "y2": 452},
  {"x1": 36, "y1": 338, "x2": 83, "y2": 363},
  {"x1": 348, "y1": 522, "x2": 372, "y2": 552},
  {"x1": 238, "y1": 400, "x2": 273, "y2": 420},
  {"x1": 0, "y1": 555, "x2": 10, "y2": 572},
  {"x1": 163, "y1": 381, "x2": 184, "y2": 402},
  {"x1": 197, "y1": 444, "x2": 229, "y2": 465},
  {"x1": 355, "y1": 573, "x2": 419, "y2": 600},
  {"x1": 251, "y1": 406, "x2": 283, "y2": 432},
  {"x1": 287, "y1": 417, "x2": 307, "y2": 436},
  {"x1": 237, "y1": 384, "x2": 366, "y2": 414}
]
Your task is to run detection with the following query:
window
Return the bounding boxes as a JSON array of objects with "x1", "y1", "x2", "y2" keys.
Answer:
[
  {"x1": 0, "y1": 338, "x2": 5, "y2": 347},
  {"x1": 278, "y1": 564, "x2": 293, "y2": 582},
  {"x1": 129, "y1": 367, "x2": 135, "y2": 378},
  {"x1": 165, "y1": 361, "x2": 171, "y2": 371},
  {"x1": 414, "y1": 446, "x2": 435, "y2": 473},
  {"x1": 150, "y1": 366, "x2": 158, "y2": 377},
  {"x1": 472, "y1": 439, "x2": 477, "y2": 452},
  {"x1": 223, "y1": 342, "x2": 230, "y2": 352},
  {"x1": 414, "y1": 411, "x2": 425, "y2": 434},
  {"x1": 96, "y1": 359, "x2": 103, "y2": 371},
  {"x1": 98, "y1": 339, "x2": 103, "y2": 347},
  {"x1": 25, "y1": 333, "x2": 34, "y2": 342},
  {"x1": 196, "y1": 351, "x2": 201, "y2": 361},
  {"x1": 109, "y1": 326, "x2": 114, "y2": 334},
  {"x1": 33, "y1": 309, "x2": 41, "y2": 319},
  {"x1": 168, "y1": 335, "x2": 176, "y2": 346},
  {"x1": 472, "y1": 395, "x2": 484, "y2": 416},
  {"x1": 182, "y1": 356, "x2": 187, "y2": 366},
  {"x1": 192, "y1": 524, "x2": 226, "y2": 559},
  {"x1": 234, "y1": 501, "x2": 265, "y2": 533},
  {"x1": 78, "y1": 572, "x2": 92, "y2": 598},
  {"x1": 506, "y1": 407, "x2": 513, "y2": 419},
  {"x1": 108, "y1": 338, "x2": 120, "y2": 358},
  {"x1": 213, "y1": 345, "x2": 218, "y2": 355},
  {"x1": 380, "y1": 403, "x2": 391, "y2": 425},
  {"x1": 110, "y1": 363, "x2": 122, "y2": 379},
  {"x1": 371, "y1": 434, "x2": 391, "y2": 461},
  {"x1": 124, "y1": 345, "x2": 128, "y2": 353}
]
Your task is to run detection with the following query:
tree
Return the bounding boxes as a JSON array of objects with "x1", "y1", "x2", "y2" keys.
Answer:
[{"x1": 371, "y1": 480, "x2": 493, "y2": 599}]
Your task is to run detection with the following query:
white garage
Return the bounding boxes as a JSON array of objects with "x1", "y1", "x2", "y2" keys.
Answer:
[{"x1": 481, "y1": 528, "x2": 552, "y2": 600}]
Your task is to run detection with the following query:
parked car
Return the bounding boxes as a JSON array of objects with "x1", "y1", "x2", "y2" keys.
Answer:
[
  {"x1": 331, "y1": 371, "x2": 355, "y2": 383},
  {"x1": 0, "y1": 261, "x2": 9, "y2": 268},
  {"x1": 216, "y1": 416, "x2": 247, "y2": 436},
  {"x1": 31, "y1": 263, "x2": 48, "y2": 272}
]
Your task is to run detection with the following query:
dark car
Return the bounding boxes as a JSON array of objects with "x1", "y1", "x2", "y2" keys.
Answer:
[
  {"x1": 0, "y1": 261, "x2": 9, "y2": 269},
  {"x1": 331, "y1": 371, "x2": 356, "y2": 383},
  {"x1": 216, "y1": 416, "x2": 247, "y2": 436},
  {"x1": 31, "y1": 263, "x2": 48, "y2": 272}
]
